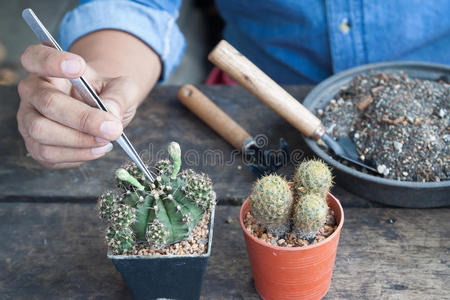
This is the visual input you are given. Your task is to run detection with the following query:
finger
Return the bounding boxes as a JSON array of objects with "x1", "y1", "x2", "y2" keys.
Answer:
[
  {"x1": 24, "y1": 136, "x2": 113, "y2": 164},
  {"x1": 99, "y1": 76, "x2": 140, "y2": 125},
  {"x1": 21, "y1": 107, "x2": 110, "y2": 147},
  {"x1": 22, "y1": 78, "x2": 123, "y2": 140},
  {"x1": 21, "y1": 44, "x2": 86, "y2": 78},
  {"x1": 24, "y1": 137, "x2": 84, "y2": 169},
  {"x1": 68, "y1": 65, "x2": 104, "y2": 105}
]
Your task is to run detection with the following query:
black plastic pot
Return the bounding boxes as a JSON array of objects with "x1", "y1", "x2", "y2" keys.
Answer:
[
  {"x1": 108, "y1": 207, "x2": 215, "y2": 300},
  {"x1": 303, "y1": 61, "x2": 450, "y2": 208}
]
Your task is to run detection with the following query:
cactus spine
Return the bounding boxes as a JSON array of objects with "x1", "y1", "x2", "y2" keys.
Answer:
[
  {"x1": 249, "y1": 175, "x2": 293, "y2": 236},
  {"x1": 292, "y1": 193, "x2": 328, "y2": 239},
  {"x1": 293, "y1": 159, "x2": 332, "y2": 198},
  {"x1": 97, "y1": 142, "x2": 215, "y2": 254},
  {"x1": 248, "y1": 159, "x2": 333, "y2": 241},
  {"x1": 292, "y1": 160, "x2": 331, "y2": 239}
]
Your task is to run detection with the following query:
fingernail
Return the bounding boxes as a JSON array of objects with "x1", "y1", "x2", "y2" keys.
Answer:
[
  {"x1": 95, "y1": 137, "x2": 109, "y2": 144},
  {"x1": 100, "y1": 121, "x2": 122, "y2": 138},
  {"x1": 61, "y1": 59, "x2": 81, "y2": 76},
  {"x1": 91, "y1": 143, "x2": 113, "y2": 156},
  {"x1": 103, "y1": 99, "x2": 121, "y2": 118}
]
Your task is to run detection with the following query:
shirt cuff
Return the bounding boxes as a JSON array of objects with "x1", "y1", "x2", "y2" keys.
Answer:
[{"x1": 57, "y1": 1, "x2": 186, "y2": 82}]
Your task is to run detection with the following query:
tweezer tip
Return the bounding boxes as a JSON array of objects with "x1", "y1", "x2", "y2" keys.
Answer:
[{"x1": 22, "y1": 8, "x2": 33, "y2": 18}]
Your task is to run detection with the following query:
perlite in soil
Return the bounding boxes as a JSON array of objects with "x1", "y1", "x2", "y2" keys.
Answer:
[
  {"x1": 97, "y1": 142, "x2": 216, "y2": 255},
  {"x1": 320, "y1": 72, "x2": 449, "y2": 182}
]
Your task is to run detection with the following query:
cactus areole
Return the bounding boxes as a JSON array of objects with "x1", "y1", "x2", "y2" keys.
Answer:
[
  {"x1": 293, "y1": 159, "x2": 333, "y2": 198},
  {"x1": 97, "y1": 142, "x2": 215, "y2": 255},
  {"x1": 249, "y1": 175, "x2": 293, "y2": 236},
  {"x1": 249, "y1": 159, "x2": 333, "y2": 240}
]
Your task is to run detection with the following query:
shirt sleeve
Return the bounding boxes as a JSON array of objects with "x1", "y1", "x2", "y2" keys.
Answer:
[{"x1": 57, "y1": 0, "x2": 185, "y2": 82}]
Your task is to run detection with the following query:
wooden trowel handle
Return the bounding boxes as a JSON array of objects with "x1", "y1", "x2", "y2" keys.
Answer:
[
  {"x1": 178, "y1": 84, "x2": 252, "y2": 149},
  {"x1": 208, "y1": 40, "x2": 325, "y2": 140}
]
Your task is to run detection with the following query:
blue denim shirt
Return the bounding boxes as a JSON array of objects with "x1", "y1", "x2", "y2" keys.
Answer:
[{"x1": 58, "y1": 0, "x2": 450, "y2": 84}]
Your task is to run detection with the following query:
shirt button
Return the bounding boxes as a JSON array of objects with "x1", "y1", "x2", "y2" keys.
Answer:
[{"x1": 339, "y1": 18, "x2": 350, "y2": 34}]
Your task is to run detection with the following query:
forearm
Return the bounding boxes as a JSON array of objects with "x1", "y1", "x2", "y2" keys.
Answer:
[{"x1": 70, "y1": 29, "x2": 162, "y2": 103}]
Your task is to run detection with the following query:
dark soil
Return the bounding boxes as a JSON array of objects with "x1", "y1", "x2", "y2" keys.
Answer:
[{"x1": 319, "y1": 72, "x2": 449, "y2": 182}]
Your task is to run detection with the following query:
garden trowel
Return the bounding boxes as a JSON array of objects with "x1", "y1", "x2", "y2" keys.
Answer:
[
  {"x1": 208, "y1": 40, "x2": 377, "y2": 173},
  {"x1": 178, "y1": 85, "x2": 289, "y2": 178}
]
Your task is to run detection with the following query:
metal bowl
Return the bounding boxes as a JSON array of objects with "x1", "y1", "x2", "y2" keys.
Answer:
[{"x1": 303, "y1": 61, "x2": 450, "y2": 208}]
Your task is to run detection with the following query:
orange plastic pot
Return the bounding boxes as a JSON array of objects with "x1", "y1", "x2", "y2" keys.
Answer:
[{"x1": 239, "y1": 192, "x2": 344, "y2": 300}]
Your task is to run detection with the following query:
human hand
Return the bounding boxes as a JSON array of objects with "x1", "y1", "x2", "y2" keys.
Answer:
[{"x1": 17, "y1": 44, "x2": 141, "y2": 169}]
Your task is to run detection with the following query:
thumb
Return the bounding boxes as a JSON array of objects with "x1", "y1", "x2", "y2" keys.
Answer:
[{"x1": 99, "y1": 76, "x2": 140, "y2": 126}]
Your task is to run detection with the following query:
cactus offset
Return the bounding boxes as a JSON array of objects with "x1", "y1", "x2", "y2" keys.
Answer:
[
  {"x1": 155, "y1": 159, "x2": 173, "y2": 175},
  {"x1": 97, "y1": 142, "x2": 215, "y2": 254},
  {"x1": 292, "y1": 159, "x2": 332, "y2": 239},
  {"x1": 293, "y1": 159, "x2": 332, "y2": 198},
  {"x1": 97, "y1": 190, "x2": 119, "y2": 220},
  {"x1": 168, "y1": 142, "x2": 181, "y2": 179},
  {"x1": 106, "y1": 226, "x2": 135, "y2": 254},
  {"x1": 292, "y1": 193, "x2": 328, "y2": 239},
  {"x1": 116, "y1": 168, "x2": 144, "y2": 190},
  {"x1": 182, "y1": 169, "x2": 215, "y2": 210},
  {"x1": 249, "y1": 174, "x2": 293, "y2": 236},
  {"x1": 248, "y1": 159, "x2": 333, "y2": 242}
]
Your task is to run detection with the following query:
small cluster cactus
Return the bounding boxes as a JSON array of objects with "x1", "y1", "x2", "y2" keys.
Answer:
[
  {"x1": 293, "y1": 160, "x2": 333, "y2": 198},
  {"x1": 249, "y1": 159, "x2": 332, "y2": 240},
  {"x1": 292, "y1": 193, "x2": 328, "y2": 239},
  {"x1": 250, "y1": 175, "x2": 293, "y2": 236},
  {"x1": 97, "y1": 142, "x2": 215, "y2": 254}
]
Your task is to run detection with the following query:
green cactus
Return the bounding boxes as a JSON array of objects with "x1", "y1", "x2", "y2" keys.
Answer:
[
  {"x1": 97, "y1": 190, "x2": 119, "y2": 220},
  {"x1": 146, "y1": 219, "x2": 171, "y2": 249},
  {"x1": 116, "y1": 168, "x2": 145, "y2": 190},
  {"x1": 249, "y1": 174, "x2": 293, "y2": 236},
  {"x1": 97, "y1": 142, "x2": 215, "y2": 254},
  {"x1": 106, "y1": 226, "x2": 135, "y2": 255},
  {"x1": 293, "y1": 159, "x2": 332, "y2": 198},
  {"x1": 155, "y1": 159, "x2": 173, "y2": 175},
  {"x1": 168, "y1": 141, "x2": 181, "y2": 179},
  {"x1": 181, "y1": 169, "x2": 215, "y2": 210},
  {"x1": 247, "y1": 159, "x2": 333, "y2": 242},
  {"x1": 292, "y1": 193, "x2": 328, "y2": 239},
  {"x1": 292, "y1": 160, "x2": 332, "y2": 240}
]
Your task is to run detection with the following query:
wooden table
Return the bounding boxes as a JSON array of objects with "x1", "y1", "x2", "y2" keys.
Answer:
[{"x1": 0, "y1": 85, "x2": 448, "y2": 299}]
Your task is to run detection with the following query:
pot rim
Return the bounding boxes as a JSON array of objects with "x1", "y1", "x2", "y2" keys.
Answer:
[
  {"x1": 107, "y1": 204, "x2": 216, "y2": 259},
  {"x1": 239, "y1": 192, "x2": 344, "y2": 251},
  {"x1": 304, "y1": 60, "x2": 450, "y2": 189}
]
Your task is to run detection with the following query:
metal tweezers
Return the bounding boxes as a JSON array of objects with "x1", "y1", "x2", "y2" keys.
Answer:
[{"x1": 22, "y1": 8, "x2": 154, "y2": 182}]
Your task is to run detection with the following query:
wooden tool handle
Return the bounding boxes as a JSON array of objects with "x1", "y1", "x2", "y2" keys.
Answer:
[
  {"x1": 208, "y1": 40, "x2": 324, "y2": 139},
  {"x1": 178, "y1": 85, "x2": 252, "y2": 149}
]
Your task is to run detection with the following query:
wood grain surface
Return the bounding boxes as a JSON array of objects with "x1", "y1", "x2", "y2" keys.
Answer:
[
  {"x1": 0, "y1": 84, "x2": 448, "y2": 299},
  {"x1": 0, "y1": 85, "x2": 379, "y2": 207},
  {"x1": 178, "y1": 84, "x2": 251, "y2": 150},
  {"x1": 0, "y1": 203, "x2": 448, "y2": 300}
]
